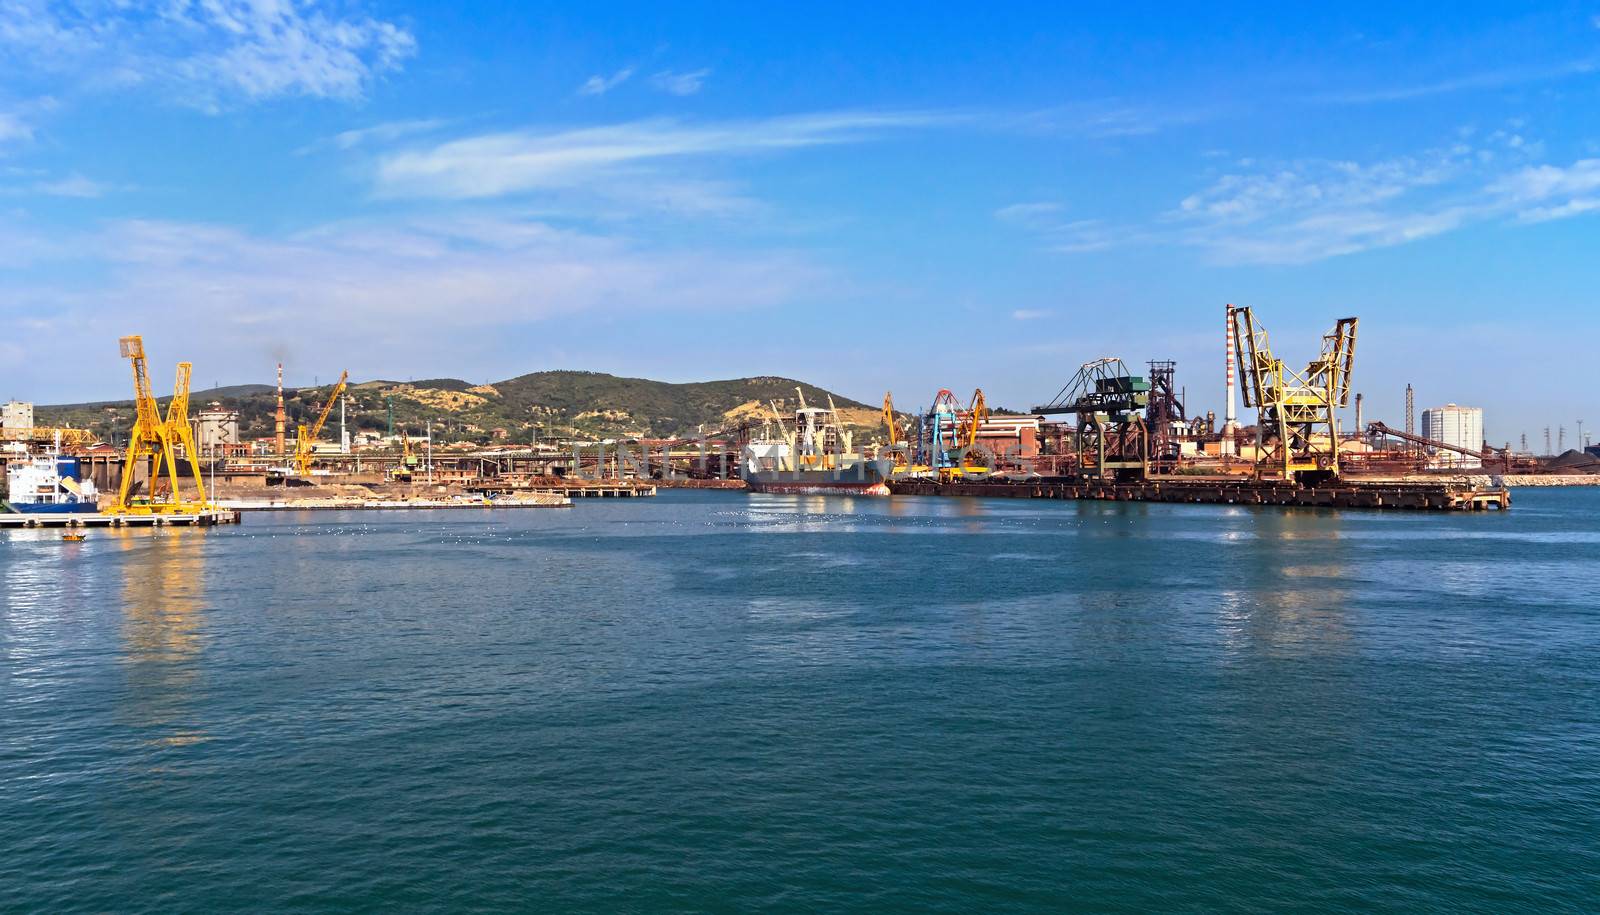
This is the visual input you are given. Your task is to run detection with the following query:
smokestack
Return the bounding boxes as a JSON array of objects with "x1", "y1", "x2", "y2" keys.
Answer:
[
  {"x1": 1354, "y1": 392, "x2": 1363, "y2": 441},
  {"x1": 275, "y1": 362, "x2": 286, "y2": 456},
  {"x1": 1404, "y1": 384, "x2": 1415, "y2": 437},
  {"x1": 1222, "y1": 303, "x2": 1239, "y2": 454}
]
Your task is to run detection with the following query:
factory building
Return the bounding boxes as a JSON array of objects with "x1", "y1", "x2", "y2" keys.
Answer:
[
  {"x1": 1422, "y1": 404, "x2": 1484, "y2": 468},
  {"x1": 194, "y1": 403, "x2": 240, "y2": 453},
  {"x1": 2, "y1": 400, "x2": 33, "y2": 435}
]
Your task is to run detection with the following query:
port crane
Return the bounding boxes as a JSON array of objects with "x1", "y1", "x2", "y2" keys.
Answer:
[
  {"x1": 881, "y1": 392, "x2": 910, "y2": 469},
  {"x1": 108, "y1": 335, "x2": 209, "y2": 514},
  {"x1": 294, "y1": 371, "x2": 348, "y2": 477},
  {"x1": 1231, "y1": 307, "x2": 1358, "y2": 482},
  {"x1": 1034, "y1": 358, "x2": 1150, "y2": 480}
]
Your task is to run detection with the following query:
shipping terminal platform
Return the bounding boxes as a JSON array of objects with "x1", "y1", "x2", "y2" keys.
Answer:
[
  {"x1": 886, "y1": 477, "x2": 1511, "y2": 511},
  {"x1": 0, "y1": 509, "x2": 241, "y2": 528}
]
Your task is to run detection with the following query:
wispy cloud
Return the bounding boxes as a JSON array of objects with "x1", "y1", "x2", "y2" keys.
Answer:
[
  {"x1": 1491, "y1": 159, "x2": 1600, "y2": 222},
  {"x1": 650, "y1": 68, "x2": 710, "y2": 96},
  {"x1": 373, "y1": 110, "x2": 959, "y2": 200},
  {"x1": 994, "y1": 204, "x2": 1150, "y2": 253},
  {"x1": 32, "y1": 173, "x2": 107, "y2": 197},
  {"x1": 1010, "y1": 308, "x2": 1052, "y2": 321},
  {"x1": 0, "y1": 112, "x2": 34, "y2": 146},
  {"x1": 994, "y1": 202, "x2": 1062, "y2": 226},
  {"x1": 1314, "y1": 58, "x2": 1600, "y2": 105},
  {"x1": 0, "y1": 170, "x2": 118, "y2": 198},
  {"x1": 298, "y1": 118, "x2": 452, "y2": 155},
  {"x1": 578, "y1": 67, "x2": 635, "y2": 96},
  {"x1": 0, "y1": 212, "x2": 826, "y2": 390},
  {"x1": 1008, "y1": 129, "x2": 1600, "y2": 265},
  {"x1": 0, "y1": 0, "x2": 415, "y2": 109},
  {"x1": 1005, "y1": 102, "x2": 1220, "y2": 139}
]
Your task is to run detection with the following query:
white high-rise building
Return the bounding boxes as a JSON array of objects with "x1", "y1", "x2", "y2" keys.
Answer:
[{"x1": 1421, "y1": 404, "x2": 1484, "y2": 468}]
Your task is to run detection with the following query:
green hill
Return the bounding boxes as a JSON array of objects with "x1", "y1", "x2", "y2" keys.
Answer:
[{"x1": 36, "y1": 371, "x2": 877, "y2": 444}]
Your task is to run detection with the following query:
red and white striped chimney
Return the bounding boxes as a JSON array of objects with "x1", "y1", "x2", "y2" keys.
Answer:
[{"x1": 1223, "y1": 303, "x2": 1237, "y2": 431}]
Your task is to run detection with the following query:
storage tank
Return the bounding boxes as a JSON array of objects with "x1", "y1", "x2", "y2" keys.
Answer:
[{"x1": 1421, "y1": 404, "x2": 1484, "y2": 468}]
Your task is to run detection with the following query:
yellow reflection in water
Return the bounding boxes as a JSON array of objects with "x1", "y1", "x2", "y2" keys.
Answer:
[{"x1": 111, "y1": 528, "x2": 212, "y2": 746}]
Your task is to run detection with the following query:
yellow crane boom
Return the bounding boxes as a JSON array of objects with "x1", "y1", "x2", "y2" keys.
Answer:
[
  {"x1": 294, "y1": 370, "x2": 348, "y2": 476},
  {"x1": 109, "y1": 336, "x2": 208, "y2": 514}
]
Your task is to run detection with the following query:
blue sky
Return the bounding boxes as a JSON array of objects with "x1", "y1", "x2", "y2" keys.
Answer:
[{"x1": 2, "y1": 2, "x2": 1599, "y2": 447}]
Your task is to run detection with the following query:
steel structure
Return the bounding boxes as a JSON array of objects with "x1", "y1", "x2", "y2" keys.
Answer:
[
  {"x1": 881, "y1": 392, "x2": 908, "y2": 469},
  {"x1": 1366, "y1": 421, "x2": 1513, "y2": 472},
  {"x1": 905, "y1": 388, "x2": 989, "y2": 480},
  {"x1": 109, "y1": 335, "x2": 209, "y2": 514},
  {"x1": 1145, "y1": 359, "x2": 1186, "y2": 472},
  {"x1": 293, "y1": 371, "x2": 349, "y2": 476},
  {"x1": 1232, "y1": 307, "x2": 1358, "y2": 482},
  {"x1": 1034, "y1": 357, "x2": 1150, "y2": 480}
]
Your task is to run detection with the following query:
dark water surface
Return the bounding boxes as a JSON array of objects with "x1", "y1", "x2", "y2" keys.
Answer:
[{"x1": 3, "y1": 490, "x2": 1598, "y2": 912}]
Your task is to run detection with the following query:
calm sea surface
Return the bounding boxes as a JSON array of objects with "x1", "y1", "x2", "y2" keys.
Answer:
[{"x1": 3, "y1": 489, "x2": 1598, "y2": 912}]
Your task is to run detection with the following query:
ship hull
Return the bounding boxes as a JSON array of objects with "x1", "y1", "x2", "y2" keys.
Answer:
[
  {"x1": 7, "y1": 500, "x2": 101, "y2": 515},
  {"x1": 743, "y1": 469, "x2": 890, "y2": 496}
]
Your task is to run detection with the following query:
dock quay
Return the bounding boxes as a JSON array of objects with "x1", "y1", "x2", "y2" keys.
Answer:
[
  {"x1": 0, "y1": 509, "x2": 241, "y2": 528},
  {"x1": 886, "y1": 477, "x2": 1511, "y2": 511},
  {"x1": 217, "y1": 494, "x2": 571, "y2": 510},
  {"x1": 466, "y1": 481, "x2": 657, "y2": 499}
]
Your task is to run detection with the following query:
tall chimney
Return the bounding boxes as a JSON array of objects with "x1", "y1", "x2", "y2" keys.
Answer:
[
  {"x1": 1221, "y1": 303, "x2": 1239, "y2": 453},
  {"x1": 1354, "y1": 392, "x2": 1363, "y2": 441},
  {"x1": 275, "y1": 362, "x2": 286, "y2": 456}
]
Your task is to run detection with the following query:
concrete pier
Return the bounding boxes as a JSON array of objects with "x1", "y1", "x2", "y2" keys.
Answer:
[{"x1": 0, "y1": 509, "x2": 242, "y2": 528}]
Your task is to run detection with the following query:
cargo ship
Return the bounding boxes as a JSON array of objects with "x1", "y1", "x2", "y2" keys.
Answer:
[
  {"x1": 3, "y1": 446, "x2": 100, "y2": 514},
  {"x1": 741, "y1": 392, "x2": 893, "y2": 495}
]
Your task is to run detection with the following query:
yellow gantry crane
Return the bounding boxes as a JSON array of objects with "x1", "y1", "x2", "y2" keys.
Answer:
[
  {"x1": 961, "y1": 388, "x2": 988, "y2": 451},
  {"x1": 294, "y1": 371, "x2": 348, "y2": 477},
  {"x1": 109, "y1": 335, "x2": 209, "y2": 514},
  {"x1": 939, "y1": 387, "x2": 990, "y2": 481},
  {"x1": 881, "y1": 392, "x2": 910, "y2": 469},
  {"x1": 1231, "y1": 306, "x2": 1358, "y2": 482}
]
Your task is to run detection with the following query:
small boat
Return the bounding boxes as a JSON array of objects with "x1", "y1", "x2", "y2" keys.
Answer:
[{"x1": 61, "y1": 532, "x2": 87, "y2": 542}]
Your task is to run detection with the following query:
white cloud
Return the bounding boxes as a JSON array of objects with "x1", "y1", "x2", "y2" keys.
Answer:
[
  {"x1": 578, "y1": 67, "x2": 634, "y2": 96},
  {"x1": 650, "y1": 68, "x2": 710, "y2": 96},
  {"x1": 298, "y1": 118, "x2": 451, "y2": 154},
  {"x1": 33, "y1": 173, "x2": 106, "y2": 197},
  {"x1": 0, "y1": 112, "x2": 34, "y2": 146},
  {"x1": 0, "y1": 212, "x2": 826, "y2": 392},
  {"x1": 1013, "y1": 132, "x2": 1600, "y2": 265},
  {"x1": 1490, "y1": 158, "x2": 1600, "y2": 202},
  {"x1": 373, "y1": 110, "x2": 957, "y2": 200},
  {"x1": 0, "y1": 0, "x2": 415, "y2": 108},
  {"x1": 994, "y1": 202, "x2": 1062, "y2": 226},
  {"x1": 1491, "y1": 159, "x2": 1600, "y2": 222},
  {"x1": 1315, "y1": 58, "x2": 1599, "y2": 105},
  {"x1": 0, "y1": 171, "x2": 117, "y2": 198},
  {"x1": 1010, "y1": 308, "x2": 1051, "y2": 320}
]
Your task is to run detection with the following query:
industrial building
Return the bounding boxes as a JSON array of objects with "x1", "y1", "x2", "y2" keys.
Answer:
[
  {"x1": 3, "y1": 400, "x2": 33, "y2": 435},
  {"x1": 195, "y1": 403, "x2": 240, "y2": 452},
  {"x1": 1421, "y1": 404, "x2": 1485, "y2": 468}
]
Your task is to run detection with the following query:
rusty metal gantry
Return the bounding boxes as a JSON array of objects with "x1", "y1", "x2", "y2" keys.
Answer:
[
  {"x1": 1145, "y1": 359, "x2": 1187, "y2": 473},
  {"x1": 1034, "y1": 357, "x2": 1151, "y2": 480}
]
